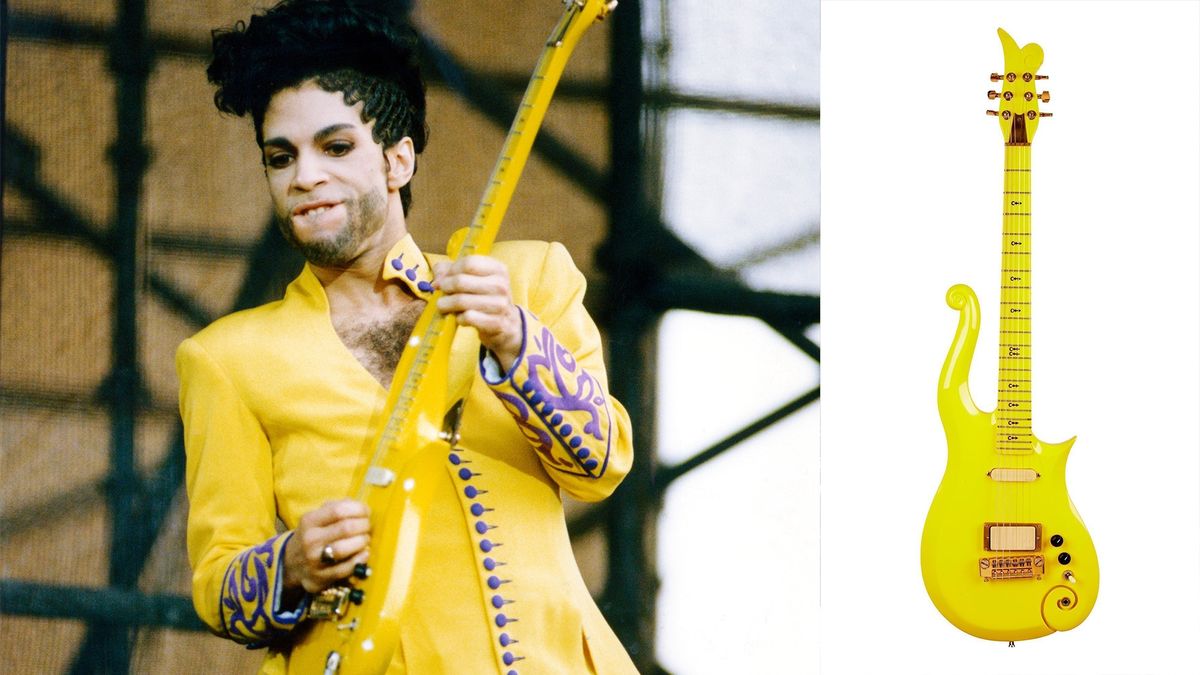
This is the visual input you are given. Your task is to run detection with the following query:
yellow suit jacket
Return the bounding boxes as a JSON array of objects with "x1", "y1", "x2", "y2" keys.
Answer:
[{"x1": 177, "y1": 235, "x2": 636, "y2": 674}]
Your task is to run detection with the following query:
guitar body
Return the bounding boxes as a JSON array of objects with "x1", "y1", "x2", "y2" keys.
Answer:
[
  {"x1": 920, "y1": 29, "x2": 1097, "y2": 642},
  {"x1": 287, "y1": 318, "x2": 453, "y2": 673},
  {"x1": 922, "y1": 285, "x2": 1098, "y2": 641}
]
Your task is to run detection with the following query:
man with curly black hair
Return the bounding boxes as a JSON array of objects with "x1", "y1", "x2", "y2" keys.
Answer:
[{"x1": 177, "y1": 1, "x2": 636, "y2": 672}]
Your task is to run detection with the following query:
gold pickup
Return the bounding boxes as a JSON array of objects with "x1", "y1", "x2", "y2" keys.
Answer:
[
  {"x1": 988, "y1": 467, "x2": 1039, "y2": 482},
  {"x1": 984, "y1": 522, "x2": 1041, "y2": 551}
]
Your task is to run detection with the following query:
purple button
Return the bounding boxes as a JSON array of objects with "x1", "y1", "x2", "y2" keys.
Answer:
[
  {"x1": 577, "y1": 448, "x2": 590, "y2": 459},
  {"x1": 465, "y1": 486, "x2": 479, "y2": 498},
  {"x1": 560, "y1": 423, "x2": 573, "y2": 435},
  {"x1": 491, "y1": 595, "x2": 505, "y2": 608},
  {"x1": 495, "y1": 613, "x2": 508, "y2": 627},
  {"x1": 458, "y1": 468, "x2": 472, "y2": 480},
  {"x1": 475, "y1": 521, "x2": 489, "y2": 534},
  {"x1": 521, "y1": 381, "x2": 534, "y2": 394},
  {"x1": 471, "y1": 503, "x2": 485, "y2": 516},
  {"x1": 417, "y1": 280, "x2": 434, "y2": 293},
  {"x1": 483, "y1": 557, "x2": 496, "y2": 571},
  {"x1": 448, "y1": 453, "x2": 462, "y2": 465},
  {"x1": 542, "y1": 403, "x2": 554, "y2": 414},
  {"x1": 390, "y1": 258, "x2": 403, "y2": 270},
  {"x1": 550, "y1": 413, "x2": 563, "y2": 425},
  {"x1": 529, "y1": 392, "x2": 542, "y2": 405},
  {"x1": 569, "y1": 436, "x2": 583, "y2": 448},
  {"x1": 499, "y1": 632, "x2": 512, "y2": 646},
  {"x1": 480, "y1": 540, "x2": 494, "y2": 553},
  {"x1": 583, "y1": 459, "x2": 599, "y2": 471},
  {"x1": 488, "y1": 575, "x2": 501, "y2": 589},
  {"x1": 503, "y1": 652, "x2": 515, "y2": 666}
]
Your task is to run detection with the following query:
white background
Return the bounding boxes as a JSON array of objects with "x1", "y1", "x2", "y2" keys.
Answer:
[{"x1": 822, "y1": 2, "x2": 1200, "y2": 674}]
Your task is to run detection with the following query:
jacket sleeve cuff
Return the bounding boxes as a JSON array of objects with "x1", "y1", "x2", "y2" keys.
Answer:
[
  {"x1": 480, "y1": 306, "x2": 616, "y2": 479},
  {"x1": 219, "y1": 532, "x2": 308, "y2": 647}
]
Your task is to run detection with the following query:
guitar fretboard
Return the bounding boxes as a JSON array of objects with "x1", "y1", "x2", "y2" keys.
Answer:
[
  {"x1": 995, "y1": 144, "x2": 1033, "y2": 454},
  {"x1": 357, "y1": 4, "x2": 602, "y2": 493}
]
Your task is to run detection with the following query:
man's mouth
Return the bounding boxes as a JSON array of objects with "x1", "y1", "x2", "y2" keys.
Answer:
[{"x1": 293, "y1": 200, "x2": 341, "y2": 217}]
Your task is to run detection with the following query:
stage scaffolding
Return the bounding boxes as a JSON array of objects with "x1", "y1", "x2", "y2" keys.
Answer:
[{"x1": 1, "y1": 2, "x2": 818, "y2": 672}]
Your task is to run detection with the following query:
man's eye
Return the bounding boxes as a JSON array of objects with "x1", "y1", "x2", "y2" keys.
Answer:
[
  {"x1": 327, "y1": 142, "x2": 353, "y2": 156},
  {"x1": 266, "y1": 154, "x2": 293, "y2": 169}
]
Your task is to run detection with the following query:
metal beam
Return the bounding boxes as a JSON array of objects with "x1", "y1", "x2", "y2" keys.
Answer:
[
  {"x1": 2, "y1": 126, "x2": 217, "y2": 329},
  {"x1": 659, "y1": 386, "x2": 820, "y2": 488},
  {"x1": 0, "y1": 580, "x2": 205, "y2": 631}
]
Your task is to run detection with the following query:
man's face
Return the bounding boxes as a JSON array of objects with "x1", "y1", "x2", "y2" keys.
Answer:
[{"x1": 261, "y1": 81, "x2": 392, "y2": 267}]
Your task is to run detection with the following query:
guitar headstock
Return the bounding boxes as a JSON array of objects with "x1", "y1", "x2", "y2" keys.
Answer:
[
  {"x1": 548, "y1": 0, "x2": 618, "y2": 49},
  {"x1": 987, "y1": 28, "x2": 1050, "y2": 145}
]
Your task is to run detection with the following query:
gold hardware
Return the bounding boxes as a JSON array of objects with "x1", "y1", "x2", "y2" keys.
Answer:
[
  {"x1": 1006, "y1": 72, "x2": 1017, "y2": 82},
  {"x1": 1039, "y1": 91, "x2": 1051, "y2": 102},
  {"x1": 988, "y1": 467, "x2": 1039, "y2": 482},
  {"x1": 1026, "y1": 110, "x2": 1037, "y2": 120},
  {"x1": 1003, "y1": 91, "x2": 1014, "y2": 101},
  {"x1": 309, "y1": 586, "x2": 352, "y2": 621},
  {"x1": 1040, "y1": 112, "x2": 1053, "y2": 118},
  {"x1": 1059, "y1": 596, "x2": 1072, "y2": 608},
  {"x1": 984, "y1": 522, "x2": 1041, "y2": 551},
  {"x1": 990, "y1": 73, "x2": 1004, "y2": 82},
  {"x1": 440, "y1": 399, "x2": 466, "y2": 446},
  {"x1": 1036, "y1": 74, "x2": 1049, "y2": 80},
  {"x1": 1002, "y1": 110, "x2": 1012, "y2": 120},
  {"x1": 1063, "y1": 570, "x2": 1076, "y2": 583},
  {"x1": 988, "y1": 90, "x2": 999, "y2": 99},
  {"x1": 1022, "y1": 72, "x2": 1033, "y2": 82},
  {"x1": 1024, "y1": 91, "x2": 1034, "y2": 101},
  {"x1": 987, "y1": 110, "x2": 1000, "y2": 116},
  {"x1": 979, "y1": 555, "x2": 1045, "y2": 580}
]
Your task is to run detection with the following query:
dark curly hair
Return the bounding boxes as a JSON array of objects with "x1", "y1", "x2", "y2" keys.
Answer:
[{"x1": 208, "y1": 0, "x2": 428, "y2": 214}]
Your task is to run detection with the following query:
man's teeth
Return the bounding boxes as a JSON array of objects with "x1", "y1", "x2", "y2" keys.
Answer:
[{"x1": 305, "y1": 206, "x2": 331, "y2": 216}]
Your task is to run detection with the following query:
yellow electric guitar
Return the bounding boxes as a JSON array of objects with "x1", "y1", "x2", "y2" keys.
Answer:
[
  {"x1": 920, "y1": 28, "x2": 1098, "y2": 643},
  {"x1": 287, "y1": 2, "x2": 616, "y2": 672}
]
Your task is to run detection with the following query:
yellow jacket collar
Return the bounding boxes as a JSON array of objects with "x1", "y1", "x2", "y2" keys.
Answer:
[{"x1": 380, "y1": 233, "x2": 436, "y2": 299}]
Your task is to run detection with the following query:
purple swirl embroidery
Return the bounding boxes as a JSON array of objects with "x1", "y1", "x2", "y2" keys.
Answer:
[
  {"x1": 221, "y1": 535, "x2": 281, "y2": 642},
  {"x1": 496, "y1": 391, "x2": 572, "y2": 469},
  {"x1": 522, "y1": 326, "x2": 612, "y2": 474}
]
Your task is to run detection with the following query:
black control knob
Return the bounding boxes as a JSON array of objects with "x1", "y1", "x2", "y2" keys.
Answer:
[
  {"x1": 353, "y1": 563, "x2": 371, "y2": 579},
  {"x1": 349, "y1": 589, "x2": 365, "y2": 605},
  {"x1": 1057, "y1": 552, "x2": 1071, "y2": 565},
  {"x1": 1050, "y1": 534, "x2": 1064, "y2": 547}
]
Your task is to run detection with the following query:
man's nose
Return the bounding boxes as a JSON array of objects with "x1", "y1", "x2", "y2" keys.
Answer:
[{"x1": 292, "y1": 151, "x2": 328, "y2": 191}]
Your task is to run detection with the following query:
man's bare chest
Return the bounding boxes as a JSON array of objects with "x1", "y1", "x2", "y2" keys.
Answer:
[{"x1": 331, "y1": 299, "x2": 426, "y2": 388}]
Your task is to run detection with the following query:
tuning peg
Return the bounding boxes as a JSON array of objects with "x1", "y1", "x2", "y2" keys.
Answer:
[
  {"x1": 990, "y1": 72, "x2": 1004, "y2": 82},
  {"x1": 987, "y1": 110, "x2": 999, "y2": 116},
  {"x1": 988, "y1": 90, "x2": 1000, "y2": 99},
  {"x1": 1036, "y1": 74, "x2": 1049, "y2": 80},
  {"x1": 1038, "y1": 91, "x2": 1051, "y2": 102},
  {"x1": 1039, "y1": 112, "x2": 1053, "y2": 118}
]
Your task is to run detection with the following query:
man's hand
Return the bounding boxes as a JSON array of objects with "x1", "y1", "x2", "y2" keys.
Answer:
[
  {"x1": 283, "y1": 499, "x2": 371, "y2": 594},
  {"x1": 433, "y1": 256, "x2": 523, "y2": 370}
]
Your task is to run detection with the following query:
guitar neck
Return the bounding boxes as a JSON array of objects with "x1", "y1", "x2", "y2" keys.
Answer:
[
  {"x1": 996, "y1": 143, "x2": 1033, "y2": 454},
  {"x1": 362, "y1": 2, "x2": 611, "y2": 481}
]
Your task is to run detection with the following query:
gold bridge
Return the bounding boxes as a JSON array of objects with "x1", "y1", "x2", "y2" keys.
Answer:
[
  {"x1": 309, "y1": 586, "x2": 357, "y2": 621},
  {"x1": 980, "y1": 555, "x2": 1045, "y2": 580}
]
